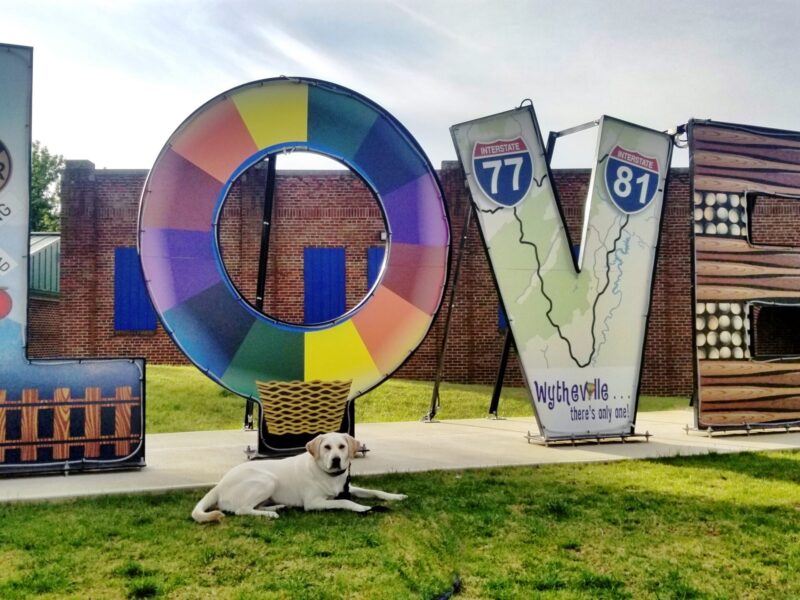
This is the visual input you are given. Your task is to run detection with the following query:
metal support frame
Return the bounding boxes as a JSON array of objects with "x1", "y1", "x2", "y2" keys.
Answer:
[
  {"x1": 545, "y1": 119, "x2": 600, "y2": 159},
  {"x1": 684, "y1": 421, "x2": 800, "y2": 438},
  {"x1": 244, "y1": 155, "x2": 277, "y2": 430},
  {"x1": 424, "y1": 199, "x2": 474, "y2": 422},
  {"x1": 488, "y1": 329, "x2": 514, "y2": 417},
  {"x1": 525, "y1": 430, "x2": 651, "y2": 447}
]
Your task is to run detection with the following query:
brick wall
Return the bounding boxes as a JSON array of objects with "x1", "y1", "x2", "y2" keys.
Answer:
[
  {"x1": 219, "y1": 166, "x2": 384, "y2": 323},
  {"x1": 27, "y1": 297, "x2": 62, "y2": 356},
  {"x1": 641, "y1": 174, "x2": 694, "y2": 396},
  {"x1": 29, "y1": 159, "x2": 703, "y2": 396}
]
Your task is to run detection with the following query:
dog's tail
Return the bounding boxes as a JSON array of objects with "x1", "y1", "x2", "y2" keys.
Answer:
[{"x1": 192, "y1": 486, "x2": 225, "y2": 523}]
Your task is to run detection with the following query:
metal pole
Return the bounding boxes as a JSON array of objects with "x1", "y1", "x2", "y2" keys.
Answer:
[
  {"x1": 547, "y1": 119, "x2": 600, "y2": 156},
  {"x1": 488, "y1": 329, "x2": 514, "y2": 417},
  {"x1": 424, "y1": 200, "x2": 474, "y2": 422},
  {"x1": 244, "y1": 155, "x2": 277, "y2": 430},
  {"x1": 255, "y1": 155, "x2": 277, "y2": 312}
]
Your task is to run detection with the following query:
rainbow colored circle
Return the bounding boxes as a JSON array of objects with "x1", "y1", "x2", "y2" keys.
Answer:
[{"x1": 139, "y1": 78, "x2": 450, "y2": 400}]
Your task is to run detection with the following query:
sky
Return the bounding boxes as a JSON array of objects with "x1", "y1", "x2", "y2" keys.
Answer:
[{"x1": 2, "y1": 0, "x2": 800, "y2": 171}]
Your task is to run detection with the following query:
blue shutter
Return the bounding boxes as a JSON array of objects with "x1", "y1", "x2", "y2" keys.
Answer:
[
  {"x1": 367, "y1": 246, "x2": 385, "y2": 288},
  {"x1": 499, "y1": 305, "x2": 508, "y2": 331},
  {"x1": 304, "y1": 247, "x2": 346, "y2": 324},
  {"x1": 114, "y1": 248, "x2": 157, "y2": 331}
]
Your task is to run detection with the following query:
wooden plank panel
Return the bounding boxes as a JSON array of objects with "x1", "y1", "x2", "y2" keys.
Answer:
[
  {"x1": 696, "y1": 285, "x2": 800, "y2": 301},
  {"x1": 696, "y1": 261, "x2": 800, "y2": 278},
  {"x1": 0, "y1": 389, "x2": 6, "y2": 441},
  {"x1": 702, "y1": 372, "x2": 800, "y2": 387},
  {"x1": 698, "y1": 360, "x2": 800, "y2": 424},
  {"x1": 701, "y1": 386, "x2": 800, "y2": 402},
  {"x1": 693, "y1": 148, "x2": 800, "y2": 171},
  {"x1": 695, "y1": 235, "x2": 800, "y2": 301},
  {"x1": 0, "y1": 389, "x2": 5, "y2": 463},
  {"x1": 695, "y1": 236, "x2": 751, "y2": 252},
  {"x1": 696, "y1": 253, "x2": 800, "y2": 270},
  {"x1": 700, "y1": 411, "x2": 800, "y2": 426},
  {"x1": 696, "y1": 235, "x2": 799, "y2": 255},
  {"x1": 696, "y1": 165, "x2": 800, "y2": 190},
  {"x1": 114, "y1": 386, "x2": 132, "y2": 456},
  {"x1": 84, "y1": 387, "x2": 101, "y2": 458},
  {"x1": 21, "y1": 389, "x2": 38, "y2": 461},
  {"x1": 697, "y1": 275, "x2": 800, "y2": 291},
  {"x1": 693, "y1": 125, "x2": 800, "y2": 149},
  {"x1": 694, "y1": 175, "x2": 800, "y2": 197},
  {"x1": 700, "y1": 360, "x2": 800, "y2": 377},
  {"x1": 53, "y1": 388, "x2": 71, "y2": 460},
  {"x1": 702, "y1": 398, "x2": 800, "y2": 410}
]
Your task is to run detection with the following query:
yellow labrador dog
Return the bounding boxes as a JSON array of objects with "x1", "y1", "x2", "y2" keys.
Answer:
[{"x1": 192, "y1": 432, "x2": 406, "y2": 522}]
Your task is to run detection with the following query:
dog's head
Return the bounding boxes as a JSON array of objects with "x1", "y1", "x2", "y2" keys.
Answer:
[{"x1": 305, "y1": 432, "x2": 360, "y2": 475}]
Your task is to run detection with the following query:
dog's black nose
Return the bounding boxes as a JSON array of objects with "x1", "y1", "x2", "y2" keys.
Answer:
[{"x1": 331, "y1": 456, "x2": 341, "y2": 468}]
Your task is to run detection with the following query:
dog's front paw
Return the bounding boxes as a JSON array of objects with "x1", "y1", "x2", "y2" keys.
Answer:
[{"x1": 386, "y1": 493, "x2": 407, "y2": 501}]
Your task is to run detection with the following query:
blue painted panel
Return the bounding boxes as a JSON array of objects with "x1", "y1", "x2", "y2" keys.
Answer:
[
  {"x1": 304, "y1": 248, "x2": 346, "y2": 324},
  {"x1": 162, "y1": 282, "x2": 255, "y2": 379},
  {"x1": 353, "y1": 115, "x2": 428, "y2": 196},
  {"x1": 367, "y1": 246, "x2": 385, "y2": 288},
  {"x1": 114, "y1": 248, "x2": 157, "y2": 331},
  {"x1": 307, "y1": 85, "x2": 379, "y2": 161}
]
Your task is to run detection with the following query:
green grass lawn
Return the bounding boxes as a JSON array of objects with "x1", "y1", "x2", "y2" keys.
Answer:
[
  {"x1": 1, "y1": 450, "x2": 798, "y2": 599},
  {"x1": 147, "y1": 365, "x2": 689, "y2": 433}
]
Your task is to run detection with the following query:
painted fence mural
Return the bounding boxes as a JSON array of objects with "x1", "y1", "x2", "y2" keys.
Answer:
[
  {"x1": 0, "y1": 44, "x2": 145, "y2": 474},
  {"x1": 0, "y1": 386, "x2": 142, "y2": 464},
  {"x1": 690, "y1": 119, "x2": 800, "y2": 428},
  {"x1": 452, "y1": 108, "x2": 672, "y2": 440}
]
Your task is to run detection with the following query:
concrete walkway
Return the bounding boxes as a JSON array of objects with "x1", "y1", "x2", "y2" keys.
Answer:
[{"x1": 3, "y1": 409, "x2": 800, "y2": 503}]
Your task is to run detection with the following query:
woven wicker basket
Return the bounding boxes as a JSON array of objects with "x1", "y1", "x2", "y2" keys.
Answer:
[{"x1": 256, "y1": 380, "x2": 352, "y2": 436}]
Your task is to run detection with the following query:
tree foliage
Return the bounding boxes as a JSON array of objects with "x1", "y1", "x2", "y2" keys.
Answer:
[{"x1": 30, "y1": 141, "x2": 64, "y2": 232}]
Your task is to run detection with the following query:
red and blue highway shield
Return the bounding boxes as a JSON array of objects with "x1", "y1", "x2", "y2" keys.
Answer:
[
  {"x1": 472, "y1": 137, "x2": 533, "y2": 207},
  {"x1": 604, "y1": 145, "x2": 660, "y2": 214}
]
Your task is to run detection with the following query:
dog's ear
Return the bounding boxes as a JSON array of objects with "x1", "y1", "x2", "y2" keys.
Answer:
[
  {"x1": 345, "y1": 435, "x2": 361, "y2": 459},
  {"x1": 306, "y1": 435, "x2": 323, "y2": 458}
]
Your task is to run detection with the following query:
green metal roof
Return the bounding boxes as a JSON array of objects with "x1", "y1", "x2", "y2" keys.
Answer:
[{"x1": 29, "y1": 233, "x2": 60, "y2": 296}]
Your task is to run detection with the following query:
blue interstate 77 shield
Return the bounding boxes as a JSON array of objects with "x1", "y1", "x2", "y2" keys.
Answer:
[
  {"x1": 604, "y1": 146, "x2": 660, "y2": 214},
  {"x1": 472, "y1": 137, "x2": 533, "y2": 207}
]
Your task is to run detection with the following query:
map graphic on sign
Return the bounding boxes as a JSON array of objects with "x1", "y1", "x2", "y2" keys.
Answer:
[
  {"x1": 604, "y1": 145, "x2": 660, "y2": 214},
  {"x1": 472, "y1": 137, "x2": 533, "y2": 207},
  {"x1": 452, "y1": 110, "x2": 672, "y2": 440}
]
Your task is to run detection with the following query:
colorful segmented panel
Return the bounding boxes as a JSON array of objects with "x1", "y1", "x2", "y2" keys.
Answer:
[{"x1": 139, "y1": 78, "x2": 450, "y2": 402}]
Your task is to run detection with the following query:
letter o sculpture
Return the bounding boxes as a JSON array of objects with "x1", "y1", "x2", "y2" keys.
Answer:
[{"x1": 139, "y1": 77, "x2": 450, "y2": 401}]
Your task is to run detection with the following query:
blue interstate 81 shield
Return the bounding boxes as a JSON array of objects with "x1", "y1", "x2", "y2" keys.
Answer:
[
  {"x1": 604, "y1": 145, "x2": 660, "y2": 214},
  {"x1": 472, "y1": 137, "x2": 533, "y2": 207}
]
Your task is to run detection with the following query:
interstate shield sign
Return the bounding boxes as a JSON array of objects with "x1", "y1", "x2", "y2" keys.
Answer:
[
  {"x1": 604, "y1": 145, "x2": 660, "y2": 214},
  {"x1": 472, "y1": 137, "x2": 533, "y2": 207}
]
